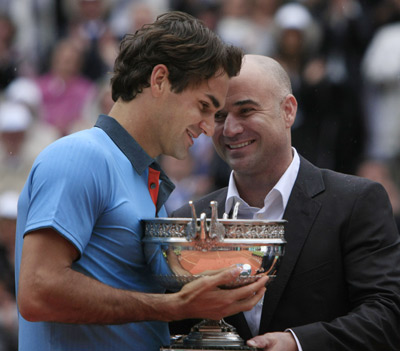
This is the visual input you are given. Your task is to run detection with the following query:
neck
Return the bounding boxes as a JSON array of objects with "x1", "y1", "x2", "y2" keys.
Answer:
[
  {"x1": 233, "y1": 149, "x2": 293, "y2": 208},
  {"x1": 234, "y1": 173, "x2": 276, "y2": 208},
  {"x1": 108, "y1": 98, "x2": 160, "y2": 158}
]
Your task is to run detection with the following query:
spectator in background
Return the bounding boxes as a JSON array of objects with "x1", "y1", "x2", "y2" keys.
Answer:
[
  {"x1": 272, "y1": 2, "x2": 320, "y2": 90},
  {"x1": 0, "y1": 80, "x2": 58, "y2": 195},
  {"x1": 6, "y1": 0, "x2": 59, "y2": 76},
  {"x1": 65, "y1": 0, "x2": 119, "y2": 82},
  {"x1": 0, "y1": 101, "x2": 35, "y2": 194},
  {"x1": 248, "y1": 0, "x2": 280, "y2": 56},
  {"x1": 0, "y1": 190, "x2": 17, "y2": 272},
  {"x1": 216, "y1": 0, "x2": 260, "y2": 54},
  {"x1": 361, "y1": 20, "x2": 400, "y2": 162},
  {"x1": 359, "y1": 16, "x2": 400, "y2": 229},
  {"x1": 126, "y1": 2, "x2": 159, "y2": 32},
  {"x1": 0, "y1": 190, "x2": 18, "y2": 351},
  {"x1": 109, "y1": 0, "x2": 168, "y2": 39},
  {"x1": 4, "y1": 76, "x2": 60, "y2": 156},
  {"x1": 0, "y1": 13, "x2": 17, "y2": 90},
  {"x1": 4, "y1": 77, "x2": 42, "y2": 118},
  {"x1": 35, "y1": 38, "x2": 97, "y2": 136},
  {"x1": 272, "y1": 2, "x2": 365, "y2": 175},
  {"x1": 317, "y1": 0, "x2": 371, "y2": 91},
  {"x1": 366, "y1": 0, "x2": 400, "y2": 33}
]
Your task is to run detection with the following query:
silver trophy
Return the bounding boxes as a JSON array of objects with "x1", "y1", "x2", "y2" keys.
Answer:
[{"x1": 142, "y1": 201, "x2": 286, "y2": 351}]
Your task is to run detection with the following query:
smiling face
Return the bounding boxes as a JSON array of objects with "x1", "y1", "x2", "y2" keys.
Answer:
[
  {"x1": 212, "y1": 56, "x2": 297, "y2": 180},
  {"x1": 156, "y1": 71, "x2": 230, "y2": 160}
]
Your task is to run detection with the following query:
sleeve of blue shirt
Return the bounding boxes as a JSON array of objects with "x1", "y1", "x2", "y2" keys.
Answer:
[{"x1": 24, "y1": 134, "x2": 110, "y2": 255}]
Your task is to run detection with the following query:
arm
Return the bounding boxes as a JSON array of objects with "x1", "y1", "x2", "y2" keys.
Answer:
[
  {"x1": 290, "y1": 181, "x2": 400, "y2": 350},
  {"x1": 17, "y1": 228, "x2": 268, "y2": 324}
]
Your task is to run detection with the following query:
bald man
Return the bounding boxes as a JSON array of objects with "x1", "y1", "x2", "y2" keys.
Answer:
[{"x1": 171, "y1": 55, "x2": 400, "y2": 351}]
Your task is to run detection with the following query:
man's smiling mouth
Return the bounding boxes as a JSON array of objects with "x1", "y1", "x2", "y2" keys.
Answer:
[
  {"x1": 187, "y1": 130, "x2": 197, "y2": 146},
  {"x1": 228, "y1": 140, "x2": 254, "y2": 149}
]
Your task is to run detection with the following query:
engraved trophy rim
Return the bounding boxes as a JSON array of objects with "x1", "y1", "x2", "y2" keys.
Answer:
[{"x1": 142, "y1": 217, "x2": 287, "y2": 244}]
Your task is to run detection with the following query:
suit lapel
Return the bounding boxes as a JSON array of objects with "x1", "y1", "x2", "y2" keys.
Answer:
[{"x1": 259, "y1": 157, "x2": 324, "y2": 334}]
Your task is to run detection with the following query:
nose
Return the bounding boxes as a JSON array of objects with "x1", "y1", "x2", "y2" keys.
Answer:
[
  {"x1": 223, "y1": 114, "x2": 243, "y2": 137},
  {"x1": 199, "y1": 116, "x2": 215, "y2": 137}
]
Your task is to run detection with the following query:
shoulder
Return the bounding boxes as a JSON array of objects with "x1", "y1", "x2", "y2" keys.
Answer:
[
  {"x1": 40, "y1": 128, "x2": 109, "y2": 160},
  {"x1": 320, "y1": 167, "x2": 385, "y2": 196},
  {"x1": 298, "y1": 156, "x2": 384, "y2": 198},
  {"x1": 32, "y1": 128, "x2": 114, "y2": 180}
]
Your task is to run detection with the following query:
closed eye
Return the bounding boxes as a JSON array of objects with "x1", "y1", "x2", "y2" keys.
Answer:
[
  {"x1": 240, "y1": 107, "x2": 255, "y2": 115},
  {"x1": 215, "y1": 110, "x2": 227, "y2": 122},
  {"x1": 200, "y1": 101, "x2": 210, "y2": 111}
]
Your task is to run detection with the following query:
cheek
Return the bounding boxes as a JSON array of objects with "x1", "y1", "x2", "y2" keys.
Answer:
[
  {"x1": 212, "y1": 126, "x2": 224, "y2": 143},
  {"x1": 211, "y1": 135, "x2": 219, "y2": 149}
]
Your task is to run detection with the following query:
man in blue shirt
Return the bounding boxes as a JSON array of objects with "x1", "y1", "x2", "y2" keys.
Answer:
[{"x1": 15, "y1": 12, "x2": 268, "y2": 351}]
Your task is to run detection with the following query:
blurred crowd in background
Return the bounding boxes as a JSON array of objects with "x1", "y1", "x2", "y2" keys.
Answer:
[{"x1": 1, "y1": 0, "x2": 400, "y2": 349}]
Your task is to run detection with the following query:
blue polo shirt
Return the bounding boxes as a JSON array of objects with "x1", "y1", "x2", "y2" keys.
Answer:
[{"x1": 15, "y1": 115, "x2": 175, "y2": 351}]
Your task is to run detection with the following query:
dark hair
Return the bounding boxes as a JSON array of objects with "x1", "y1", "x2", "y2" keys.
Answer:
[{"x1": 111, "y1": 11, "x2": 243, "y2": 102}]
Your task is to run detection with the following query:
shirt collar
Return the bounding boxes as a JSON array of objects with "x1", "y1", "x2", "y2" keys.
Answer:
[
  {"x1": 95, "y1": 114, "x2": 155, "y2": 175},
  {"x1": 225, "y1": 148, "x2": 300, "y2": 217}
]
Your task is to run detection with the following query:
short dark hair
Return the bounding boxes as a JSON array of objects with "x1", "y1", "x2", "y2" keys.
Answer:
[{"x1": 111, "y1": 11, "x2": 243, "y2": 102}]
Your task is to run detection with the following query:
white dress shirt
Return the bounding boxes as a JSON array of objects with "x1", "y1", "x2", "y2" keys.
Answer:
[{"x1": 224, "y1": 148, "x2": 302, "y2": 350}]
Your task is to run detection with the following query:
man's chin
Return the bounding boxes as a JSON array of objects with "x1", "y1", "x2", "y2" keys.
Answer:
[
  {"x1": 169, "y1": 149, "x2": 189, "y2": 161},
  {"x1": 228, "y1": 159, "x2": 253, "y2": 173}
]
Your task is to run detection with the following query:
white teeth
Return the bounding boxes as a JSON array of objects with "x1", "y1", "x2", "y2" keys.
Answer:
[{"x1": 229, "y1": 141, "x2": 252, "y2": 149}]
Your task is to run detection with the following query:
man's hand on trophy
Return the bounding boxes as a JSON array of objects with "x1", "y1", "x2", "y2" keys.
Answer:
[
  {"x1": 247, "y1": 332, "x2": 298, "y2": 351},
  {"x1": 170, "y1": 266, "x2": 269, "y2": 321}
]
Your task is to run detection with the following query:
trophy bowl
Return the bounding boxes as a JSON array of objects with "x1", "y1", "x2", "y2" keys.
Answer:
[{"x1": 142, "y1": 201, "x2": 286, "y2": 350}]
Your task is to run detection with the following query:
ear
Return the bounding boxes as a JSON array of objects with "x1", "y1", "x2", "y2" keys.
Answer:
[
  {"x1": 282, "y1": 94, "x2": 297, "y2": 128},
  {"x1": 150, "y1": 64, "x2": 169, "y2": 97}
]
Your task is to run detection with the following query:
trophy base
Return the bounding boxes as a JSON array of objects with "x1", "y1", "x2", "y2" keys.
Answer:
[
  {"x1": 161, "y1": 319, "x2": 262, "y2": 351},
  {"x1": 161, "y1": 335, "x2": 261, "y2": 350}
]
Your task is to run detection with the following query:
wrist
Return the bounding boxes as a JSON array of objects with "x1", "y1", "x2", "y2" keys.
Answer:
[
  {"x1": 148, "y1": 291, "x2": 183, "y2": 322},
  {"x1": 285, "y1": 329, "x2": 301, "y2": 351}
]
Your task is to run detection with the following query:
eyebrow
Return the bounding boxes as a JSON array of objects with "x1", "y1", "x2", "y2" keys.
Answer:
[
  {"x1": 234, "y1": 99, "x2": 261, "y2": 107},
  {"x1": 206, "y1": 94, "x2": 221, "y2": 109}
]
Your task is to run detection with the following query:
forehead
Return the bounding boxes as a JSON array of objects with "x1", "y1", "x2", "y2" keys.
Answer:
[
  {"x1": 225, "y1": 68, "x2": 271, "y2": 106},
  {"x1": 191, "y1": 73, "x2": 230, "y2": 105}
]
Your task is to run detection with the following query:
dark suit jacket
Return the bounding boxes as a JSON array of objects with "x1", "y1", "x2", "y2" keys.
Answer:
[{"x1": 170, "y1": 156, "x2": 400, "y2": 351}]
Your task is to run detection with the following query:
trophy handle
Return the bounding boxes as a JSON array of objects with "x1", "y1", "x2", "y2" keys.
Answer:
[
  {"x1": 186, "y1": 201, "x2": 197, "y2": 240},
  {"x1": 232, "y1": 201, "x2": 240, "y2": 219},
  {"x1": 185, "y1": 201, "x2": 226, "y2": 242},
  {"x1": 209, "y1": 201, "x2": 225, "y2": 241}
]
